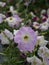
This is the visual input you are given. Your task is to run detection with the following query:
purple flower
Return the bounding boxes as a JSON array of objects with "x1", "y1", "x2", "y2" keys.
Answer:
[
  {"x1": 42, "y1": 13, "x2": 48, "y2": 18},
  {"x1": 45, "y1": 58, "x2": 49, "y2": 65},
  {"x1": 32, "y1": 16, "x2": 37, "y2": 21},
  {"x1": 14, "y1": 26, "x2": 37, "y2": 52},
  {"x1": 13, "y1": 14, "x2": 22, "y2": 27}
]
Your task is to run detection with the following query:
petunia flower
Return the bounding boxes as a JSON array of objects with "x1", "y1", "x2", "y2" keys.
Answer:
[
  {"x1": 10, "y1": 6, "x2": 14, "y2": 12},
  {"x1": 0, "y1": 13, "x2": 6, "y2": 24},
  {"x1": 40, "y1": 22, "x2": 49, "y2": 31},
  {"x1": 41, "y1": 49, "x2": 49, "y2": 65},
  {"x1": 33, "y1": 22, "x2": 40, "y2": 29},
  {"x1": 41, "y1": 16, "x2": 47, "y2": 22},
  {"x1": 13, "y1": 14, "x2": 22, "y2": 27},
  {"x1": 46, "y1": 18, "x2": 49, "y2": 27},
  {"x1": 0, "y1": 32, "x2": 10, "y2": 45},
  {"x1": 41, "y1": 9, "x2": 46, "y2": 18},
  {"x1": 10, "y1": 6, "x2": 17, "y2": 15},
  {"x1": 9, "y1": 6, "x2": 18, "y2": 15},
  {"x1": 47, "y1": 8, "x2": 49, "y2": 17},
  {"x1": 0, "y1": 2, "x2": 6, "y2": 7},
  {"x1": 37, "y1": 36, "x2": 48, "y2": 46},
  {"x1": 27, "y1": 55, "x2": 42, "y2": 65},
  {"x1": 5, "y1": 15, "x2": 22, "y2": 27},
  {"x1": 13, "y1": 29, "x2": 19, "y2": 36},
  {"x1": 44, "y1": 58, "x2": 49, "y2": 65},
  {"x1": 0, "y1": 29, "x2": 13, "y2": 45},
  {"x1": 4, "y1": 29, "x2": 13, "y2": 40},
  {"x1": 5, "y1": 17, "x2": 17, "y2": 27},
  {"x1": 38, "y1": 46, "x2": 49, "y2": 59},
  {"x1": 14, "y1": 26, "x2": 37, "y2": 52}
]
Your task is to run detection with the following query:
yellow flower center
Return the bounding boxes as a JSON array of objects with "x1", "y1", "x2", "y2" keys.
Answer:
[
  {"x1": 24, "y1": 35, "x2": 28, "y2": 40},
  {"x1": 44, "y1": 23, "x2": 46, "y2": 26},
  {"x1": 9, "y1": 17, "x2": 13, "y2": 20}
]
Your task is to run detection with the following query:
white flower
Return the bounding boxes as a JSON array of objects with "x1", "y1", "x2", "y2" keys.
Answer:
[
  {"x1": 10, "y1": 6, "x2": 14, "y2": 12},
  {"x1": 0, "y1": 32, "x2": 9, "y2": 45},
  {"x1": 5, "y1": 15, "x2": 22, "y2": 27},
  {"x1": 0, "y1": 13, "x2": 6, "y2": 24},
  {"x1": 40, "y1": 9, "x2": 46, "y2": 17},
  {"x1": 21, "y1": 22, "x2": 24, "y2": 26},
  {"x1": 27, "y1": 56, "x2": 42, "y2": 65},
  {"x1": 0, "y1": 2, "x2": 6, "y2": 7},
  {"x1": 38, "y1": 46, "x2": 49, "y2": 65},
  {"x1": 40, "y1": 22, "x2": 49, "y2": 31},
  {"x1": 33, "y1": 22, "x2": 40, "y2": 29},
  {"x1": 44, "y1": 50, "x2": 49, "y2": 59},
  {"x1": 46, "y1": 18, "x2": 49, "y2": 27},
  {"x1": 44, "y1": 57, "x2": 49, "y2": 65},
  {"x1": 41, "y1": 9, "x2": 46, "y2": 15},
  {"x1": 13, "y1": 29, "x2": 19, "y2": 36},
  {"x1": 37, "y1": 36, "x2": 48, "y2": 46},
  {"x1": 0, "y1": 29, "x2": 13, "y2": 45},
  {"x1": 4, "y1": 29, "x2": 13, "y2": 40},
  {"x1": 10, "y1": 6, "x2": 18, "y2": 15},
  {"x1": 5, "y1": 17, "x2": 17, "y2": 27},
  {"x1": 38, "y1": 46, "x2": 49, "y2": 58},
  {"x1": 47, "y1": 8, "x2": 49, "y2": 17},
  {"x1": 30, "y1": 12, "x2": 35, "y2": 17}
]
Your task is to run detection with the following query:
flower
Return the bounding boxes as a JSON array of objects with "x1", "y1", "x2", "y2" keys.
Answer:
[
  {"x1": 41, "y1": 17, "x2": 47, "y2": 22},
  {"x1": 10, "y1": 6, "x2": 18, "y2": 15},
  {"x1": 0, "y1": 32, "x2": 9, "y2": 45},
  {"x1": 33, "y1": 22, "x2": 40, "y2": 29},
  {"x1": 44, "y1": 58, "x2": 49, "y2": 65},
  {"x1": 41, "y1": 9, "x2": 46, "y2": 18},
  {"x1": 10, "y1": 6, "x2": 14, "y2": 12},
  {"x1": 13, "y1": 14, "x2": 22, "y2": 26},
  {"x1": 0, "y1": 2, "x2": 6, "y2": 7},
  {"x1": 47, "y1": 8, "x2": 49, "y2": 17},
  {"x1": 38, "y1": 46, "x2": 49, "y2": 65},
  {"x1": 0, "y1": 29, "x2": 13, "y2": 45},
  {"x1": 0, "y1": 13, "x2": 6, "y2": 24},
  {"x1": 4, "y1": 29, "x2": 13, "y2": 40},
  {"x1": 30, "y1": 12, "x2": 39, "y2": 21},
  {"x1": 14, "y1": 26, "x2": 37, "y2": 52},
  {"x1": 27, "y1": 55, "x2": 42, "y2": 65},
  {"x1": 5, "y1": 15, "x2": 22, "y2": 27},
  {"x1": 38, "y1": 46, "x2": 49, "y2": 58},
  {"x1": 37, "y1": 36, "x2": 48, "y2": 46},
  {"x1": 46, "y1": 18, "x2": 49, "y2": 27},
  {"x1": 41, "y1": 9, "x2": 48, "y2": 23},
  {"x1": 13, "y1": 29, "x2": 19, "y2": 36},
  {"x1": 5, "y1": 17, "x2": 17, "y2": 27},
  {"x1": 40, "y1": 22, "x2": 49, "y2": 31}
]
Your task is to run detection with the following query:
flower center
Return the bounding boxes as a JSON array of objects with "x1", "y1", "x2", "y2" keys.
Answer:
[
  {"x1": 24, "y1": 35, "x2": 29, "y2": 40},
  {"x1": 43, "y1": 23, "x2": 46, "y2": 26},
  {"x1": 9, "y1": 17, "x2": 13, "y2": 20}
]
